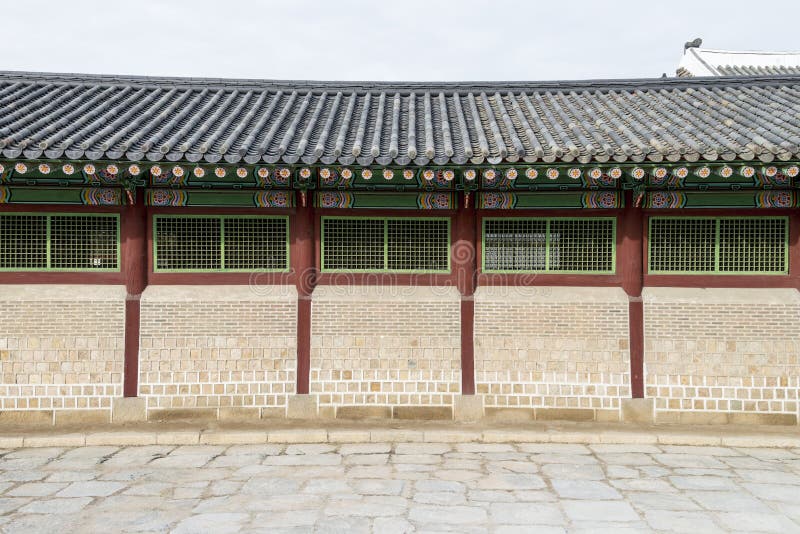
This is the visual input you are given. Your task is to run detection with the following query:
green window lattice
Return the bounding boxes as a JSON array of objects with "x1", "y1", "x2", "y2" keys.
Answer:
[
  {"x1": 482, "y1": 217, "x2": 616, "y2": 273},
  {"x1": 0, "y1": 213, "x2": 119, "y2": 271},
  {"x1": 153, "y1": 215, "x2": 289, "y2": 272},
  {"x1": 648, "y1": 216, "x2": 788, "y2": 274},
  {"x1": 321, "y1": 217, "x2": 450, "y2": 272}
]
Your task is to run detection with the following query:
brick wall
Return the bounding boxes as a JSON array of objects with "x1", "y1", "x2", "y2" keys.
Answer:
[
  {"x1": 475, "y1": 286, "x2": 630, "y2": 417},
  {"x1": 644, "y1": 287, "x2": 800, "y2": 422},
  {"x1": 0, "y1": 285, "x2": 125, "y2": 420},
  {"x1": 310, "y1": 285, "x2": 461, "y2": 410},
  {"x1": 139, "y1": 285, "x2": 297, "y2": 416}
]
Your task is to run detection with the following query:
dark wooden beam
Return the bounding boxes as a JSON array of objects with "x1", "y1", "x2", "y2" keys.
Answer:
[
  {"x1": 292, "y1": 201, "x2": 316, "y2": 395},
  {"x1": 454, "y1": 193, "x2": 477, "y2": 395},
  {"x1": 619, "y1": 191, "x2": 644, "y2": 398},
  {"x1": 121, "y1": 189, "x2": 148, "y2": 397}
]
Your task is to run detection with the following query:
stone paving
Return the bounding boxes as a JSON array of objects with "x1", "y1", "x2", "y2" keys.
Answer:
[{"x1": 0, "y1": 442, "x2": 799, "y2": 533}]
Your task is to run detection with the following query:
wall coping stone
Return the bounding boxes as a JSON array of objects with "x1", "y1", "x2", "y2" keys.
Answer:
[
  {"x1": 0, "y1": 284, "x2": 126, "y2": 302},
  {"x1": 643, "y1": 287, "x2": 800, "y2": 305},
  {"x1": 474, "y1": 285, "x2": 628, "y2": 304},
  {"x1": 312, "y1": 285, "x2": 460, "y2": 302},
  {"x1": 141, "y1": 284, "x2": 297, "y2": 302}
]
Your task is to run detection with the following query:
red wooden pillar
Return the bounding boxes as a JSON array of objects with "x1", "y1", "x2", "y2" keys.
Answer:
[
  {"x1": 292, "y1": 198, "x2": 316, "y2": 395},
  {"x1": 790, "y1": 211, "x2": 800, "y2": 290},
  {"x1": 121, "y1": 188, "x2": 148, "y2": 397},
  {"x1": 620, "y1": 190, "x2": 644, "y2": 398},
  {"x1": 454, "y1": 193, "x2": 477, "y2": 395}
]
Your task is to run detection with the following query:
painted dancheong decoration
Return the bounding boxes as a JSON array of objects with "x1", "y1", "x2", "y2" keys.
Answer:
[{"x1": 2, "y1": 69, "x2": 800, "y2": 426}]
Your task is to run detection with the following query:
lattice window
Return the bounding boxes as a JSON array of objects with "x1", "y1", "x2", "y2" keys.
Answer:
[
  {"x1": 482, "y1": 218, "x2": 616, "y2": 273},
  {"x1": 0, "y1": 213, "x2": 119, "y2": 271},
  {"x1": 153, "y1": 216, "x2": 288, "y2": 272},
  {"x1": 648, "y1": 217, "x2": 787, "y2": 274},
  {"x1": 321, "y1": 217, "x2": 450, "y2": 272}
]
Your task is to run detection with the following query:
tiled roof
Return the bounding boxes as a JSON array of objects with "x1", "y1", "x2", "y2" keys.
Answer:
[
  {"x1": 677, "y1": 48, "x2": 800, "y2": 77},
  {"x1": 2, "y1": 71, "x2": 800, "y2": 166}
]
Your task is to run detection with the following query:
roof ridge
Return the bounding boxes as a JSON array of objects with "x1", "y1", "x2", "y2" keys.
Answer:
[{"x1": 1, "y1": 69, "x2": 799, "y2": 94}]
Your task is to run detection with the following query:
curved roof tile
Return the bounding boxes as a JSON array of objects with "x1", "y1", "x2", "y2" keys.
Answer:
[{"x1": 2, "y1": 71, "x2": 800, "y2": 165}]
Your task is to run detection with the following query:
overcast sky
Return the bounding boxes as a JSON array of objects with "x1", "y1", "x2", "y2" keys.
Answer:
[{"x1": 3, "y1": 0, "x2": 799, "y2": 81}]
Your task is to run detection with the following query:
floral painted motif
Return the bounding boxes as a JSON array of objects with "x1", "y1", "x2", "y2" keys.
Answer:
[
  {"x1": 81, "y1": 188, "x2": 122, "y2": 206},
  {"x1": 417, "y1": 193, "x2": 452, "y2": 209},
  {"x1": 581, "y1": 191, "x2": 620, "y2": 209},
  {"x1": 318, "y1": 192, "x2": 353, "y2": 208},
  {"x1": 147, "y1": 189, "x2": 187, "y2": 207},
  {"x1": 647, "y1": 191, "x2": 686, "y2": 209},
  {"x1": 755, "y1": 191, "x2": 794, "y2": 208},
  {"x1": 479, "y1": 192, "x2": 514, "y2": 209},
  {"x1": 254, "y1": 191, "x2": 291, "y2": 208}
]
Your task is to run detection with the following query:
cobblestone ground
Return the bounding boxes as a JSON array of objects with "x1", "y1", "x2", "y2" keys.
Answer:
[{"x1": 0, "y1": 443, "x2": 799, "y2": 533}]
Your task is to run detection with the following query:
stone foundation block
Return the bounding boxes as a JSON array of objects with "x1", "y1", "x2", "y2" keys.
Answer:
[
  {"x1": 147, "y1": 408, "x2": 217, "y2": 422},
  {"x1": 55, "y1": 409, "x2": 111, "y2": 426},
  {"x1": 535, "y1": 408, "x2": 595, "y2": 422},
  {"x1": 112, "y1": 398, "x2": 147, "y2": 424},
  {"x1": 23, "y1": 433, "x2": 85, "y2": 447},
  {"x1": 286, "y1": 395, "x2": 319, "y2": 419},
  {"x1": 485, "y1": 408, "x2": 535, "y2": 423},
  {"x1": 260, "y1": 407, "x2": 287, "y2": 419},
  {"x1": 218, "y1": 407, "x2": 261, "y2": 421},
  {"x1": 337, "y1": 406, "x2": 392, "y2": 419},
  {"x1": 621, "y1": 398, "x2": 654, "y2": 424},
  {"x1": 393, "y1": 406, "x2": 452, "y2": 420},
  {"x1": 0, "y1": 410, "x2": 53, "y2": 426},
  {"x1": 453, "y1": 395, "x2": 484, "y2": 422}
]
